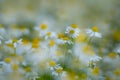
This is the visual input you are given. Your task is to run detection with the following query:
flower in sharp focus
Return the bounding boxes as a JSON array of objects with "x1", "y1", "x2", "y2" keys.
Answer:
[{"x1": 86, "y1": 26, "x2": 102, "y2": 38}]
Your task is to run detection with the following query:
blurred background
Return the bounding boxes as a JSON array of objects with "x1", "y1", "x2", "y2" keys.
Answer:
[
  {"x1": 0, "y1": 0, "x2": 119, "y2": 29},
  {"x1": 0, "y1": 0, "x2": 120, "y2": 50}
]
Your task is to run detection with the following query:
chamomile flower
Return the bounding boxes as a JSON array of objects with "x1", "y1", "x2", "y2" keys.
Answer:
[
  {"x1": 49, "y1": 63, "x2": 63, "y2": 76},
  {"x1": 88, "y1": 56, "x2": 102, "y2": 68},
  {"x1": 45, "y1": 31, "x2": 57, "y2": 40},
  {"x1": 0, "y1": 61, "x2": 12, "y2": 73},
  {"x1": 89, "y1": 56, "x2": 102, "y2": 62},
  {"x1": 65, "y1": 24, "x2": 80, "y2": 38},
  {"x1": 86, "y1": 26, "x2": 102, "y2": 38},
  {"x1": 19, "y1": 27, "x2": 30, "y2": 35},
  {"x1": 34, "y1": 23, "x2": 48, "y2": 37},
  {"x1": 8, "y1": 25, "x2": 22, "y2": 38},
  {"x1": 5, "y1": 39, "x2": 22, "y2": 48},
  {"x1": 56, "y1": 34, "x2": 73, "y2": 44}
]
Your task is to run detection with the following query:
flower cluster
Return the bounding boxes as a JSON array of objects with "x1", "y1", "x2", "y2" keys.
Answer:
[{"x1": 0, "y1": 23, "x2": 118, "y2": 80}]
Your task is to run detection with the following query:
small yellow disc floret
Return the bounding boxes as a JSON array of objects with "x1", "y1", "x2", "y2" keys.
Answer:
[
  {"x1": 71, "y1": 24, "x2": 78, "y2": 28},
  {"x1": 92, "y1": 26, "x2": 99, "y2": 32},
  {"x1": 56, "y1": 67, "x2": 63, "y2": 73},
  {"x1": 40, "y1": 24, "x2": 48, "y2": 30},
  {"x1": 4, "y1": 57, "x2": 11, "y2": 63},
  {"x1": 49, "y1": 61, "x2": 56, "y2": 67}
]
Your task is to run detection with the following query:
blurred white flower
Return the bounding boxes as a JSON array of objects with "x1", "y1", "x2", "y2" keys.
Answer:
[
  {"x1": 65, "y1": 24, "x2": 80, "y2": 38},
  {"x1": 0, "y1": 62, "x2": 12, "y2": 73},
  {"x1": 34, "y1": 23, "x2": 48, "y2": 37},
  {"x1": 19, "y1": 27, "x2": 30, "y2": 35},
  {"x1": 86, "y1": 26, "x2": 102, "y2": 38},
  {"x1": 5, "y1": 39, "x2": 22, "y2": 48},
  {"x1": 90, "y1": 56, "x2": 102, "y2": 62},
  {"x1": 45, "y1": 31, "x2": 57, "y2": 40}
]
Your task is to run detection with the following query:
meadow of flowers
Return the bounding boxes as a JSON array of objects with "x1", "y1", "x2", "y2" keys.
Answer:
[{"x1": 0, "y1": 0, "x2": 120, "y2": 80}]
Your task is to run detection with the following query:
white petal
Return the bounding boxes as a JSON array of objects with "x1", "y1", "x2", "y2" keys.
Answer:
[{"x1": 95, "y1": 32, "x2": 102, "y2": 38}]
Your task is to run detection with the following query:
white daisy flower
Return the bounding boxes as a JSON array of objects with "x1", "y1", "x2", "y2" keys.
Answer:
[
  {"x1": 90, "y1": 56, "x2": 102, "y2": 62},
  {"x1": 8, "y1": 26, "x2": 22, "y2": 38},
  {"x1": 52, "y1": 67, "x2": 63, "y2": 76},
  {"x1": 19, "y1": 27, "x2": 30, "y2": 35},
  {"x1": 56, "y1": 37, "x2": 73, "y2": 45},
  {"x1": 47, "y1": 60, "x2": 63, "y2": 76},
  {"x1": 88, "y1": 55, "x2": 102, "y2": 68},
  {"x1": 45, "y1": 31, "x2": 57, "y2": 40},
  {"x1": 0, "y1": 61, "x2": 12, "y2": 73},
  {"x1": 65, "y1": 24, "x2": 80, "y2": 38},
  {"x1": 5, "y1": 39, "x2": 22, "y2": 48},
  {"x1": 34, "y1": 23, "x2": 48, "y2": 37},
  {"x1": 86, "y1": 26, "x2": 102, "y2": 38}
]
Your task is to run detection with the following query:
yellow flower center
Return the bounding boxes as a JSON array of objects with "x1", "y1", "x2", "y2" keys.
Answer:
[
  {"x1": 17, "y1": 56, "x2": 23, "y2": 62},
  {"x1": 49, "y1": 61, "x2": 56, "y2": 67},
  {"x1": 22, "y1": 39, "x2": 29, "y2": 45},
  {"x1": 71, "y1": 24, "x2": 78, "y2": 28},
  {"x1": 25, "y1": 67, "x2": 31, "y2": 72},
  {"x1": 76, "y1": 33, "x2": 86, "y2": 42},
  {"x1": 92, "y1": 26, "x2": 99, "y2": 32},
  {"x1": 49, "y1": 40, "x2": 55, "y2": 47},
  {"x1": 12, "y1": 39, "x2": 18, "y2": 43},
  {"x1": 108, "y1": 52, "x2": 116, "y2": 59},
  {"x1": 47, "y1": 32, "x2": 51, "y2": 36},
  {"x1": 12, "y1": 63, "x2": 18, "y2": 71},
  {"x1": 69, "y1": 30, "x2": 75, "y2": 34},
  {"x1": 58, "y1": 33, "x2": 64, "y2": 39},
  {"x1": 10, "y1": 53, "x2": 16, "y2": 57},
  {"x1": 4, "y1": 57, "x2": 11, "y2": 63},
  {"x1": 83, "y1": 45, "x2": 91, "y2": 52},
  {"x1": 92, "y1": 67, "x2": 100, "y2": 75},
  {"x1": 0, "y1": 24, "x2": 3, "y2": 28},
  {"x1": 7, "y1": 43, "x2": 14, "y2": 48},
  {"x1": 89, "y1": 61, "x2": 93, "y2": 66},
  {"x1": 113, "y1": 31, "x2": 120, "y2": 41},
  {"x1": 63, "y1": 37, "x2": 69, "y2": 41},
  {"x1": 114, "y1": 69, "x2": 120, "y2": 76},
  {"x1": 56, "y1": 67, "x2": 63, "y2": 73},
  {"x1": 32, "y1": 38, "x2": 40, "y2": 48},
  {"x1": 40, "y1": 24, "x2": 48, "y2": 30},
  {"x1": 56, "y1": 50, "x2": 62, "y2": 56}
]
